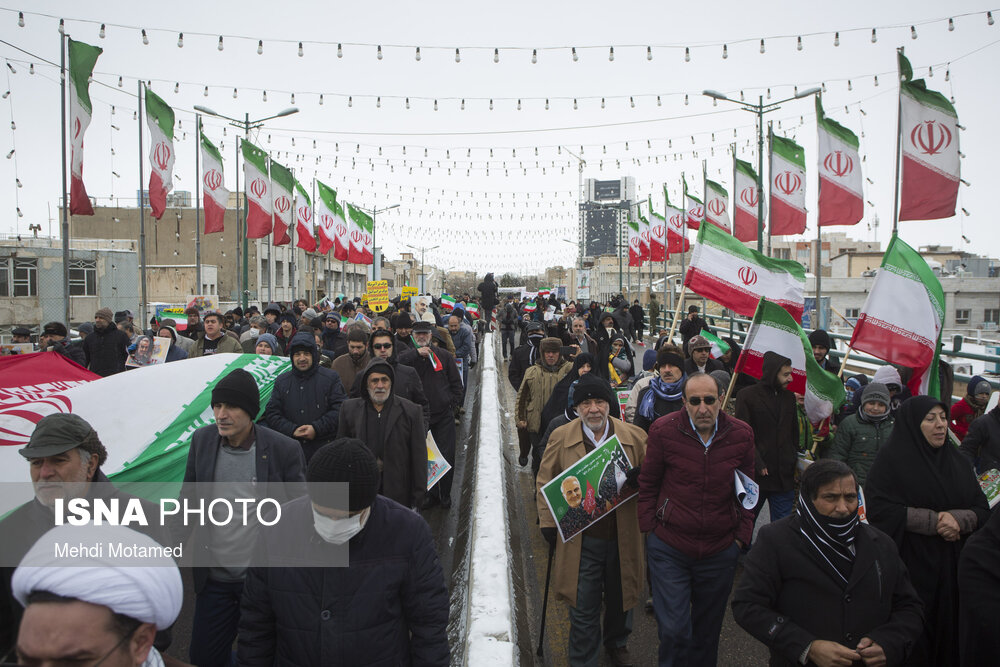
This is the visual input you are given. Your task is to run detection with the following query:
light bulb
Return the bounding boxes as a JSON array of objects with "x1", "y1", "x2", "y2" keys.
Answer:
[
  {"x1": 989, "y1": 11, "x2": 995, "y2": 26},
  {"x1": 489, "y1": 99, "x2": 493, "y2": 110},
  {"x1": 871, "y1": 28, "x2": 877, "y2": 43},
  {"x1": 948, "y1": 18, "x2": 954, "y2": 31},
  {"x1": 434, "y1": 99, "x2": 438, "y2": 111},
  {"x1": 455, "y1": 48, "x2": 461, "y2": 63},
  {"x1": 834, "y1": 32, "x2": 839, "y2": 46},
  {"x1": 928, "y1": 66, "x2": 933, "y2": 77},
  {"x1": 545, "y1": 98, "x2": 549, "y2": 110},
  {"x1": 177, "y1": 33, "x2": 184, "y2": 48},
  {"x1": 571, "y1": 47, "x2": 578, "y2": 62},
  {"x1": 28, "y1": 63, "x2": 33, "y2": 74},
  {"x1": 461, "y1": 98, "x2": 465, "y2": 110},
  {"x1": 17, "y1": 11, "x2": 24, "y2": 27},
  {"x1": 376, "y1": 96, "x2": 381, "y2": 108},
  {"x1": 203, "y1": 86, "x2": 208, "y2": 96},
  {"x1": 647, "y1": 46, "x2": 652, "y2": 60},
  {"x1": 10, "y1": 120, "x2": 14, "y2": 130},
  {"x1": 233, "y1": 87, "x2": 238, "y2": 98},
  {"x1": 767, "y1": 88, "x2": 771, "y2": 99},
  {"x1": 911, "y1": 26, "x2": 917, "y2": 39},
  {"x1": 1, "y1": 91, "x2": 7, "y2": 99},
  {"x1": 257, "y1": 40, "x2": 263, "y2": 55},
  {"x1": 348, "y1": 96, "x2": 352, "y2": 107},
  {"x1": 263, "y1": 90, "x2": 267, "y2": 102},
  {"x1": 847, "y1": 80, "x2": 853, "y2": 91},
  {"x1": 797, "y1": 36, "x2": 803, "y2": 51},
  {"x1": 722, "y1": 44, "x2": 728, "y2": 59},
  {"x1": 290, "y1": 93, "x2": 295, "y2": 103},
  {"x1": 415, "y1": 47, "x2": 421, "y2": 61},
  {"x1": 759, "y1": 39, "x2": 765, "y2": 54},
  {"x1": 684, "y1": 94, "x2": 689, "y2": 105},
  {"x1": 684, "y1": 47, "x2": 690, "y2": 62},
  {"x1": 6, "y1": 149, "x2": 13, "y2": 158},
  {"x1": 299, "y1": 42, "x2": 304, "y2": 57},
  {"x1": 532, "y1": 48, "x2": 537, "y2": 64},
  {"x1": 406, "y1": 97, "x2": 410, "y2": 109},
  {"x1": 573, "y1": 98, "x2": 578, "y2": 109},
  {"x1": 657, "y1": 95, "x2": 661, "y2": 106},
  {"x1": 377, "y1": 45, "x2": 382, "y2": 60},
  {"x1": 945, "y1": 68, "x2": 950, "y2": 81},
  {"x1": 337, "y1": 43, "x2": 343, "y2": 58},
  {"x1": 630, "y1": 96, "x2": 635, "y2": 108},
  {"x1": 608, "y1": 46, "x2": 614, "y2": 61},
  {"x1": 319, "y1": 93, "x2": 324, "y2": 104},
  {"x1": 99, "y1": 24, "x2": 106, "y2": 38},
  {"x1": 218, "y1": 36, "x2": 224, "y2": 51},
  {"x1": 493, "y1": 48, "x2": 499, "y2": 63},
  {"x1": 517, "y1": 99, "x2": 521, "y2": 110},
  {"x1": 601, "y1": 97, "x2": 605, "y2": 109},
  {"x1": 117, "y1": 76, "x2": 123, "y2": 87},
  {"x1": 142, "y1": 29, "x2": 149, "y2": 45},
  {"x1": 821, "y1": 82, "x2": 827, "y2": 92},
  {"x1": 174, "y1": 82, "x2": 179, "y2": 93},
  {"x1": 58, "y1": 19, "x2": 64, "y2": 34}
]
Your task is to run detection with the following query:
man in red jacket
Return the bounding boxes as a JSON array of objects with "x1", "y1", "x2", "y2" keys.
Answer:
[{"x1": 638, "y1": 372, "x2": 756, "y2": 667}]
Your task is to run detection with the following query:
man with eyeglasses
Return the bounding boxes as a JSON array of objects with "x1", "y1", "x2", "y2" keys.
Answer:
[{"x1": 638, "y1": 372, "x2": 756, "y2": 667}]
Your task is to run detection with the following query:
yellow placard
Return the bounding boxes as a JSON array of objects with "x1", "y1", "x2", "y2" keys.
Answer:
[
  {"x1": 366, "y1": 280, "x2": 390, "y2": 312},
  {"x1": 402, "y1": 285, "x2": 418, "y2": 300}
]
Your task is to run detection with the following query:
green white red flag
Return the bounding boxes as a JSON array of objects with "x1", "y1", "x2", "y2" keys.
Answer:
[
  {"x1": 647, "y1": 197, "x2": 666, "y2": 262},
  {"x1": 466, "y1": 303, "x2": 481, "y2": 319},
  {"x1": 733, "y1": 158, "x2": 762, "y2": 243},
  {"x1": 664, "y1": 186, "x2": 690, "y2": 254},
  {"x1": 67, "y1": 39, "x2": 102, "y2": 216},
  {"x1": 769, "y1": 133, "x2": 807, "y2": 236},
  {"x1": 637, "y1": 209, "x2": 651, "y2": 261},
  {"x1": 346, "y1": 203, "x2": 374, "y2": 265},
  {"x1": 145, "y1": 88, "x2": 175, "y2": 220},
  {"x1": 200, "y1": 132, "x2": 228, "y2": 234},
  {"x1": 241, "y1": 140, "x2": 271, "y2": 238},
  {"x1": 315, "y1": 180, "x2": 347, "y2": 259},
  {"x1": 736, "y1": 298, "x2": 846, "y2": 423},
  {"x1": 699, "y1": 329, "x2": 731, "y2": 359},
  {"x1": 898, "y1": 52, "x2": 960, "y2": 221},
  {"x1": 294, "y1": 180, "x2": 316, "y2": 252},
  {"x1": 269, "y1": 158, "x2": 294, "y2": 245},
  {"x1": 524, "y1": 301, "x2": 537, "y2": 313},
  {"x1": 704, "y1": 179, "x2": 731, "y2": 233},
  {"x1": 440, "y1": 294, "x2": 456, "y2": 311},
  {"x1": 684, "y1": 221, "x2": 806, "y2": 320},
  {"x1": 683, "y1": 177, "x2": 704, "y2": 230},
  {"x1": 627, "y1": 219, "x2": 642, "y2": 267},
  {"x1": 816, "y1": 97, "x2": 863, "y2": 227},
  {"x1": 849, "y1": 234, "x2": 944, "y2": 398},
  {"x1": 411, "y1": 335, "x2": 444, "y2": 371}
]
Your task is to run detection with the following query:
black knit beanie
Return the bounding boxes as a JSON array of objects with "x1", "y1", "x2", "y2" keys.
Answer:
[
  {"x1": 307, "y1": 438, "x2": 380, "y2": 511},
  {"x1": 210, "y1": 368, "x2": 260, "y2": 418}
]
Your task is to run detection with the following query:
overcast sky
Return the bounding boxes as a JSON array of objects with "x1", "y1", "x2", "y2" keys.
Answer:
[{"x1": 1, "y1": 1, "x2": 997, "y2": 275}]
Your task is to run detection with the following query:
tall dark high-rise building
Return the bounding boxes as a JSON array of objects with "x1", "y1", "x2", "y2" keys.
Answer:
[{"x1": 580, "y1": 177, "x2": 635, "y2": 259}]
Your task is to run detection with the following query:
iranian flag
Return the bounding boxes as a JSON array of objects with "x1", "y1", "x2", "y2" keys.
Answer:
[
  {"x1": 734, "y1": 158, "x2": 762, "y2": 243},
  {"x1": 683, "y1": 177, "x2": 704, "y2": 230},
  {"x1": 627, "y1": 219, "x2": 642, "y2": 267},
  {"x1": 411, "y1": 335, "x2": 444, "y2": 372},
  {"x1": 241, "y1": 140, "x2": 271, "y2": 238},
  {"x1": 704, "y1": 179, "x2": 731, "y2": 233},
  {"x1": 538, "y1": 288, "x2": 551, "y2": 298},
  {"x1": 270, "y1": 158, "x2": 294, "y2": 245},
  {"x1": 684, "y1": 221, "x2": 806, "y2": 320},
  {"x1": 664, "y1": 187, "x2": 690, "y2": 254},
  {"x1": 315, "y1": 180, "x2": 347, "y2": 259},
  {"x1": 294, "y1": 180, "x2": 316, "y2": 252},
  {"x1": 647, "y1": 197, "x2": 666, "y2": 262},
  {"x1": 145, "y1": 88, "x2": 175, "y2": 220},
  {"x1": 346, "y1": 203, "x2": 374, "y2": 265},
  {"x1": 637, "y1": 210, "x2": 651, "y2": 261},
  {"x1": 524, "y1": 301, "x2": 537, "y2": 313},
  {"x1": 769, "y1": 133, "x2": 807, "y2": 236},
  {"x1": 817, "y1": 98, "x2": 863, "y2": 226},
  {"x1": 736, "y1": 298, "x2": 846, "y2": 423},
  {"x1": 67, "y1": 39, "x2": 102, "y2": 216},
  {"x1": 466, "y1": 303, "x2": 481, "y2": 319},
  {"x1": 441, "y1": 295, "x2": 456, "y2": 311},
  {"x1": 898, "y1": 52, "x2": 960, "y2": 221},
  {"x1": 699, "y1": 329, "x2": 731, "y2": 359},
  {"x1": 849, "y1": 234, "x2": 944, "y2": 397},
  {"x1": 200, "y1": 132, "x2": 228, "y2": 234}
]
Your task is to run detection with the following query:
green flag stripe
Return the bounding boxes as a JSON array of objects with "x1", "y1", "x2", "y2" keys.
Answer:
[
  {"x1": 816, "y1": 98, "x2": 860, "y2": 149},
  {"x1": 771, "y1": 135, "x2": 805, "y2": 169},
  {"x1": 144, "y1": 89, "x2": 175, "y2": 140},
  {"x1": 270, "y1": 159, "x2": 294, "y2": 192},
  {"x1": 67, "y1": 39, "x2": 102, "y2": 114},
  {"x1": 706, "y1": 179, "x2": 728, "y2": 197},
  {"x1": 200, "y1": 132, "x2": 224, "y2": 164},
  {"x1": 294, "y1": 180, "x2": 311, "y2": 206},
  {"x1": 241, "y1": 139, "x2": 269, "y2": 173},
  {"x1": 901, "y1": 80, "x2": 957, "y2": 117},
  {"x1": 734, "y1": 158, "x2": 757, "y2": 179},
  {"x1": 883, "y1": 235, "x2": 945, "y2": 319}
]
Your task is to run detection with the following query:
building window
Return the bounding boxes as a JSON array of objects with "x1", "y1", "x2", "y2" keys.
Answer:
[
  {"x1": 260, "y1": 258, "x2": 270, "y2": 287},
  {"x1": 275, "y1": 261, "x2": 284, "y2": 288},
  {"x1": 955, "y1": 309, "x2": 971, "y2": 325},
  {"x1": 68, "y1": 259, "x2": 97, "y2": 296},
  {"x1": 985, "y1": 309, "x2": 1000, "y2": 325},
  {"x1": 0, "y1": 258, "x2": 8, "y2": 296},
  {"x1": 844, "y1": 307, "x2": 860, "y2": 319},
  {"x1": 12, "y1": 258, "x2": 37, "y2": 297}
]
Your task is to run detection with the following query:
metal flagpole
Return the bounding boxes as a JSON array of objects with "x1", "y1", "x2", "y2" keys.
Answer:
[
  {"x1": 767, "y1": 123, "x2": 774, "y2": 257},
  {"x1": 679, "y1": 174, "x2": 687, "y2": 320},
  {"x1": 266, "y1": 152, "x2": 273, "y2": 305},
  {"x1": 756, "y1": 95, "x2": 766, "y2": 253},
  {"x1": 662, "y1": 184, "x2": 669, "y2": 321},
  {"x1": 194, "y1": 114, "x2": 202, "y2": 293},
  {"x1": 137, "y1": 81, "x2": 148, "y2": 326},
  {"x1": 891, "y1": 47, "x2": 905, "y2": 236},
  {"x1": 732, "y1": 142, "x2": 738, "y2": 238},
  {"x1": 288, "y1": 166, "x2": 295, "y2": 302},
  {"x1": 59, "y1": 33, "x2": 70, "y2": 325},
  {"x1": 235, "y1": 138, "x2": 242, "y2": 308}
]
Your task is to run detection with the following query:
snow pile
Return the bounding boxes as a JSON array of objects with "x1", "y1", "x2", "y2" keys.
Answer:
[{"x1": 464, "y1": 333, "x2": 516, "y2": 665}]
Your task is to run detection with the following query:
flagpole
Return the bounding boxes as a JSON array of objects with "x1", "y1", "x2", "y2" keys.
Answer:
[
  {"x1": 731, "y1": 142, "x2": 738, "y2": 239},
  {"x1": 288, "y1": 166, "x2": 296, "y2": 302},
  {"x1": 662, "y1": 184, "x2": 669, "y2": 324},
  {"x1": 235, "y1": 139, "x2": 242, "y2": 309},
  {"x1": 59, "y1": 33, "x2": 70, "y2": 325},
  {"x1": 679, "y1": 174, "x2": 687, "y2": 307},
  {"x1": 311, "y1": 177, "x2": 317, "y2": 302},
  {"x1": 266, "y1": 153, "x2": 273, "y2": 305},
  {"x1": 766, "y1": 122, "x2": 774, "y2": 257},
  {"x1": 756, "y1": 95, "x2": 765, "y2": 254},
  {"x1": 194, "y1": 114, "x2": 202, "y2": 293},
  {"x1": 838, "y1": 347, "x2": 853, "y2": 378},
  {"x1": 723, "y1": 367, "x2": 739, "y2": 407},
  {"x1": 702, "y1": 159, "x2": 708, "y2": 230},
  {"x1": 666, "y1": 285, "x2": 686, "y2": 345},
  {"x1": 137, "y1": 81, "x2": 148, "y2": 326},
  {"x1": 891, "y1": 47, "x2": 904, "y2": 237}
]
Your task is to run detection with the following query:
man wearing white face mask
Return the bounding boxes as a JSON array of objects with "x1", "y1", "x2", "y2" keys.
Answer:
[{"x1": 238, "y1": 439, "x2": 450, "y2": 666}]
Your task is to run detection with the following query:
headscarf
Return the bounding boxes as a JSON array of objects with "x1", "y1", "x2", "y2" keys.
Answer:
[
  {"x1": 607, "y1": 334, "x2": 629, "y2": 385},
  {"x1": 796, "y1": 488, "x2": 860, "y2": 587},
  {"x1": 866, "y1": 396, "x2": 990, "y2": 549}
]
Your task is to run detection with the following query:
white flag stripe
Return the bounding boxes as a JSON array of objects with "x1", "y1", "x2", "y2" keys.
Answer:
[
  {"x1": 856, "y1": 267, "x2": 941, "y2": 346},
  {"x1": 691, "y1": 242, "x2": 805, "y2": 304}
]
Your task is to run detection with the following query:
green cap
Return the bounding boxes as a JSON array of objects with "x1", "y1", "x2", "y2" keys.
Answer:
[{"x1": 18, "y1": 413, "x2": 95, "y2": 459}]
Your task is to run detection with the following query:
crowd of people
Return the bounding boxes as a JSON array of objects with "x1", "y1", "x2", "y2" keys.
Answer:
[{"x1": 2, "y1": 272, "x2": 999, "y2": 666}]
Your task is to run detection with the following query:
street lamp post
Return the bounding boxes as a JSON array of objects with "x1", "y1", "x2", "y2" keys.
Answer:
[
  {"x1": 702, "y1": 88, "x2": 820, "y2": 254},
  {"x1": 405, "y1": 244, "x2": 440, "y2": 293},
  {"x1": 193, "y1": 105, "x2": 299, "y2": 310}
]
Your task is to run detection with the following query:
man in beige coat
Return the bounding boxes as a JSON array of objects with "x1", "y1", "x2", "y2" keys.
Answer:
[
  {"x1": 536, "y1": 373, "x2": 647, "y2": 667},
  {"x1": 516, "y1": 337, "x2": 572, "y2": 473}
]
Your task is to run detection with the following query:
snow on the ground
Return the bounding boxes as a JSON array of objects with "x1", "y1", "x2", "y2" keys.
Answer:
[{"x1": 464, "y1": 333, "x2": 516, "y2": 665}]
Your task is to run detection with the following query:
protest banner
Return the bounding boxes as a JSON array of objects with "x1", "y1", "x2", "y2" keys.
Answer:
[
  {"x1": 540, "y1": 435, "x2": 636, "y2": 543},
  {"x1": 126, "y1": 336, "x2": 170, "y2": 367},
  {"x1": 979, "y1": 469, "x2": 1000, "y2": 508},
  {"x1": 0, "y1": 343, "x2": 34, "y2": 356},
  {"x1": 154, "y1": 304, "x2": 187, "y2": 329},
  {"x1": 366, "y1": 280, "x2": 390, "y2": 312},
  {"x1": 186, "y1": 295, "x2": 219, "y2": 312},
  {"x1": 427, "y1": 432, "x2": 452, "y2": 490},
  {"x1": 402, "y1": 285, "x2": 418, "y2": 300},
  {"x1": 617, "y1": 390, "x2": 630, "y2": 412}
]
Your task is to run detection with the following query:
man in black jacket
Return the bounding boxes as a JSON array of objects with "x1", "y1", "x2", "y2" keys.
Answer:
[
  {"x1": 678, "y1": 305, "x2": 708, "y2": 356},
  {"x1": 682, "y1": 335, "x2": 724, "y2": 376},
  {"x1": 38, "y1": 321, "x2": 86, "y2": 366},
  {"x1": 508, "y1": 321, "x2": 546, "y2": 391},
  {"x1": 498, "y1": 297, "x2": 519, "y2": 360},
  {"x1": 736, "y1": 351, "x2": 799, "y2": 526},
  {"x1": 320, "y1": 312, "x2": 348, "y2": 359},
  {"x1": 81, "y1": 307, "x2": 130, "y2": 376},
  {"x1": 732, "y1": 460, "x2": 923, "y2": 667},
  {"x1": 337, "y1": 360, "x2": 427, "y2": 509},
  {"x1": 349, "y1": 328, "x2": 430, "y2": 432},
  {"x1": 808, "y1": 329, "x2": 841, "y2": 376},
  {"x1": 958, "y1": 404, "x2": 1000, "y2": 473},
  {"x1": 237, "y1": 440, "x2": 449, "y2": 666},
  {"x1": 629, "y1": 299, "x2": 645, "y2": 342},
  {"x1": 399, "y1": 321, "x2": 462, "y2": 509},
  {"x1": 263, "y1": 332, "x2": 347, "y2": 463}
]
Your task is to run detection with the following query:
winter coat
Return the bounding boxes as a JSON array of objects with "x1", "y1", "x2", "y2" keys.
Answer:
[
  {"x1": 648, "y1": 298, "x2": 661, "y2": 332},
  {"x1": 735, "y1": 351, "x2": 799, "y2": 493},
  {"x1": 398, "y1": 345, "x2": 463, "y2": 424},
  {"x1": 825, "y1": 412, "x2": 895, "y2": 487},
  {"x1": 190, "y1": 331, "x2": 243, "y2": 357},
  {"x1": 678, "y1": 315, "x2": 708, "y2": 347},
  {"x1": 321, "y1": 328, "x2": 348, "y2": 360},
  {"x1": 330, "y1": 350, "x2": 371, "y2": 394},
  {"x1": 638, "y1": 410, "x2": 756, "y2": 558},
  {"x1": 81, "y1": 323, "x2": 130, "y2": 376},
  {"x1": 499, "y1": 303, "x2": 519, "y2": 331},
  {"x1": 629, "y1": 304, "x2": 645, "y2": 328},
  {"x1": 516, "y1": 359, "x2": 572, "y2": 433},
  {"x1": 958, "y1": 405, "x2": 1000, "y2": 474},
  {"x1": 263, "y1": 332, "x2": 347, "y2": 460},
  {"x1": 631, "y1": 383, "x2": 685, "y2": 433},
  {"x1": 536, "y1": 418, "x2": 647, "y2": 609},
  {"x1": 449, "y1": 323, "x2": 474, "y2": 361},
  {"x1": 477, "y1": 274, "x2": 500, "y2": 315},
  {"x1": 237, "y1": 495, "x2": 450, "y2": 667},
  {"x1": 958, "y1": 506, "x2": 1000, "y2": 666},
  {"x1": 732, "y1": 514, "x2": 924, "y2": 667},
  {"x1": 683, "y1": 356, "x2": 724, "y2": 376},
  {"x1": 949, "y1": 396, "x2": 983, "y2": 442},
  {"x1": 508, "y1": 338, "x2": 542, "y2": 391},
  {"x1": 42, "y1": 337, "x2": 87, "y2": 366},
  {"x1": 349, "y1": 359, "x2": 430, "y2": 434}
]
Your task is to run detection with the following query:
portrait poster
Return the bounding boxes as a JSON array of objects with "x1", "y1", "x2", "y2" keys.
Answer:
[{"x1": 126, "y1": 336, "x2": 171, "y2": 367}]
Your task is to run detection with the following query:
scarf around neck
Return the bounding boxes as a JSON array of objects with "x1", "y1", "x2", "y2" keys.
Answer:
[
  {"x1": 797, "y1": 491, "x2": 859, "y2": 586},
  {"x1": 638, "y1": 374, "x2": 685, "y2": 421}
]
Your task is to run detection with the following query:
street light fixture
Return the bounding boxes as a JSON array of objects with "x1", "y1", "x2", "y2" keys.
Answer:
[
  {"x1": 193, "y1": 104, "x2": 299, "y2": 309},
  {"x1": 702, "y1": 87, "x2": 820, "y2": 253},
  {"x1": 405, "y1": 243, "x2": 440, "y2": 294}
]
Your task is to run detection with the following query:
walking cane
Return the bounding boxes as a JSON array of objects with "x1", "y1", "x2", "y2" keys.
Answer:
[{"x1": 536, "y1": 541, "x2": 556, "y2": 657}]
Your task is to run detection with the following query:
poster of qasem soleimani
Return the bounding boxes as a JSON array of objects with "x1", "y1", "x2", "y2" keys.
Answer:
[{"x1": 541, "y1": 435, "x2": 636, "y2": 543}]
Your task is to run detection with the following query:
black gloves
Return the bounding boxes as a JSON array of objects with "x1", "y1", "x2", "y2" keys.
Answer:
[
  {"x1": 541, "y1": 527, "x2": 557, "y2": 548},
  {"x1": 626, "y1": 466, "x2": 642, "y2": 487}
]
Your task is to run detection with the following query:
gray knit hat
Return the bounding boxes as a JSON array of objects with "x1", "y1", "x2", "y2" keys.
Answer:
[{"x1": 860, "y1": 382, "x2": 891, "y2": 409}]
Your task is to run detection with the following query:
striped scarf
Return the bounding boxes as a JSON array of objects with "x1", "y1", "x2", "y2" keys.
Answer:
[{"x1": 796, "y1": 492, "x2": 859, "y2": 586}]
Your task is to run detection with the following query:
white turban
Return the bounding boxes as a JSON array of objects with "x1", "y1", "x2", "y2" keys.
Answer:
[{"x1": 11, "y1": 524, "x2": 183, "y2": 629}]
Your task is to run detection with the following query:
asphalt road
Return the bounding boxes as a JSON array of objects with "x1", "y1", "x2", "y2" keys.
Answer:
[{"x1": 501, "y1": 339, "x2": 771, "y2": 666}]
